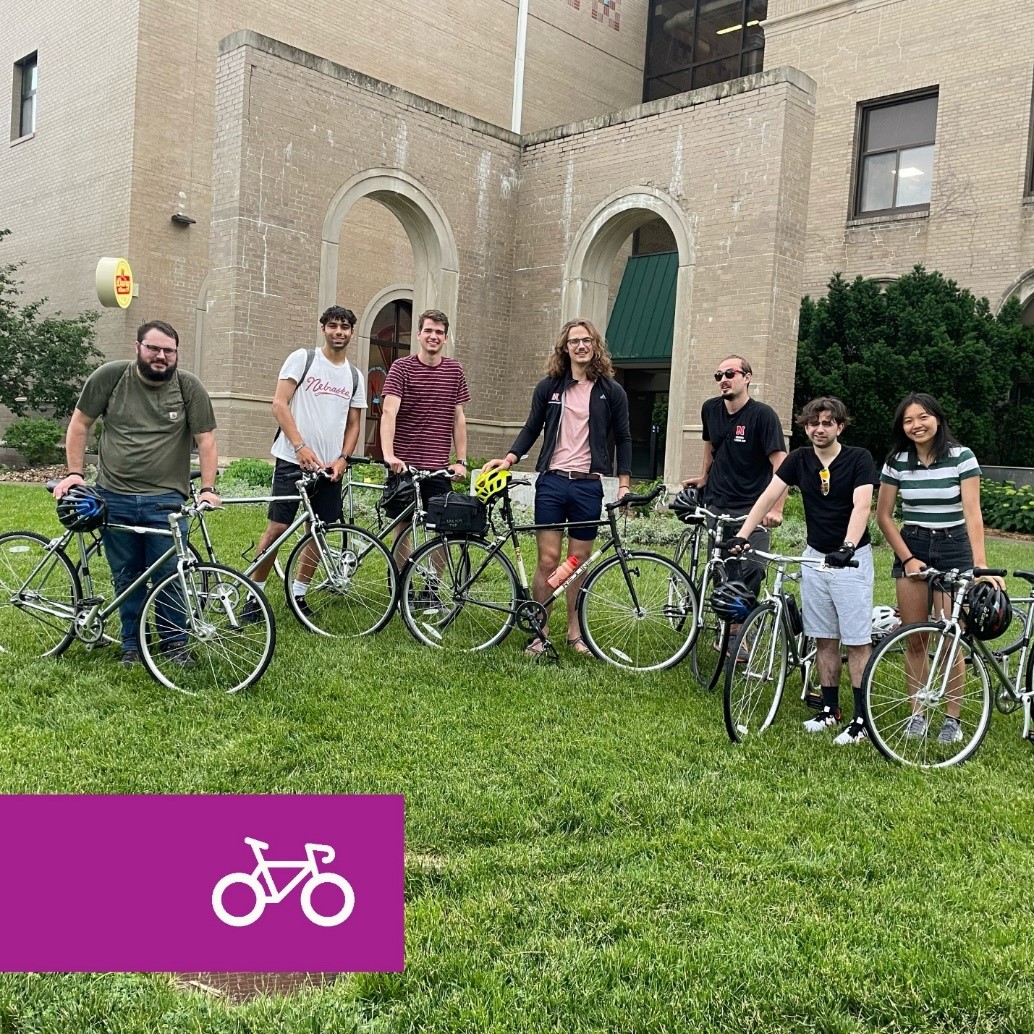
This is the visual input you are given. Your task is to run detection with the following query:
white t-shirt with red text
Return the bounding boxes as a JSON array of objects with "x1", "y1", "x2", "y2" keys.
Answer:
[{"x1": 271, "y1": 348, "x2": 367, "y2": 467}]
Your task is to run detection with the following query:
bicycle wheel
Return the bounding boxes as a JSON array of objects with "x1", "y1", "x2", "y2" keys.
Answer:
[
  {"x1": 672, "y1": 525, "x2": 705, "y2": 586},
  {"x1": 139, "y1": 563, "x2": 275, "y2": 695},
  {"x1": 400, "y1": 536, "x2": 518, "y2": 651},
  {"x1": 691, "y1": 576, "x2": 730, "y2": 691},
  {"x1": 723, "y1": 604, "x2": 787, "y2": 743},
  {"x1": 284, "y1": 524, "x2": 397, "y2": 637},
  {"x1": 862, "y1": 621, "x2": 991, "y2": 768},
  {"x1": 0, "y1": 532, "x2": 79, "y2": 659},
  {"x1": 578, "y1": 552, "x2": 698, "y2": 671}
]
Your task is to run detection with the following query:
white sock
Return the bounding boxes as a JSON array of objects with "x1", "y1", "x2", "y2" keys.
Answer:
[
  {"x1": 292, "y1": 580, "x2": 308, "y2": 598},
  {"x1": 251, "y1": 579, "x2": 266, "y2": 592}
]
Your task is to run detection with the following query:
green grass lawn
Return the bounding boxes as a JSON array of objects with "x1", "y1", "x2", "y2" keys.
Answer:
[{"x1": 1, "y1": 485, "x2": 1032, "y2": 1033}]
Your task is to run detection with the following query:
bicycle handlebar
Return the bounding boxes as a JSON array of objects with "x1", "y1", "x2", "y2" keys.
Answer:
[
  {"x1": 741, "y1": 547, "x2": 859, "y2": 570},
  {"x1": 605, "y1": 484, "x2": 663, "y2": 511}
]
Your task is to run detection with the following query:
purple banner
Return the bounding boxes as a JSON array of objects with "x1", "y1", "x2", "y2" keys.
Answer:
[{"x1": 0, "y1": 795, "x2": 404, "y2": 972}]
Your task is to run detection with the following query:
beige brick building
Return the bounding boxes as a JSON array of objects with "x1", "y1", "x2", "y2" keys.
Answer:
[{"x1": 2, "y1": 0, "x2": 1032, "y2": 482}]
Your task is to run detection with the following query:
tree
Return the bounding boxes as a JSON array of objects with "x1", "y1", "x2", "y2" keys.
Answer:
[
  {"x1": 0, "y1": 228, "x2": 102, "y2": 419},
  {"x1": 794, "y1": 267, "x2": 1034, "y2": 465}
]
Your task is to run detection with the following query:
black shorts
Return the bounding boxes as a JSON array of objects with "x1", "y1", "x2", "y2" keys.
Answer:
[
  {"x1": 267, "y1": 460, "x2": 342, "y2": 525},
  {"x1": 891, "y1": 524, "x2": 973, "y2": 578}
]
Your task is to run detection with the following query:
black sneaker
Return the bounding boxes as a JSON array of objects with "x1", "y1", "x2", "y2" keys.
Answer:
[
  {"x1": 163, "y1": 645, "x2": 196, "y2": 668},
  {"x1": 241, "y1": 597, "x2": 263, "y2": 625},
  {"x1": 294, "y1": 596, "x2": 314, "y2": 618},
  {"x1": 120, "y1": 649, "x2": 141, "y2": 668}
]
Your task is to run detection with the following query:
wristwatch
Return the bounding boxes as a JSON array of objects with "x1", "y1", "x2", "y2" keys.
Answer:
[{"x1": 842, "y1": 540, "x2": 856, "y2": 550}]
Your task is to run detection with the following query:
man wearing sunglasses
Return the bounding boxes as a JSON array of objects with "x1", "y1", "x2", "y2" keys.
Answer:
[
  {"x1": 686, "y1": 355, "x2": 786, "y2": 597},
  {"x1": 53, "y1": 320, "x2": 220, "y2": 668},
  {"x1": 723, "y1": 397, "x2": 879, "y2": 746}
]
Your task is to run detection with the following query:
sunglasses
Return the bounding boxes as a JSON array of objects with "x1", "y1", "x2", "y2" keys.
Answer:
[
  {"x1": 714, "y1": 369, "x2": 744, "y2": 382},
  {"x1": 819, "y1": 467, "x2": 830, "y2": 496}
]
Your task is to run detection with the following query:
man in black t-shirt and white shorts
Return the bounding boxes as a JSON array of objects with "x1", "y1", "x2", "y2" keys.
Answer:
[
  {"x1": 725, "y1": 397, "x2": 879, "y2": 746},
  {"x1": 686, "y1": 354, "x2": 787, "y2": 597}
]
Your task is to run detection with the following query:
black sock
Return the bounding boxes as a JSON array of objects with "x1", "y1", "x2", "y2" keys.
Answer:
[
  {"x1": 852, "y1": 687, "x2": 864, "y2": 724},
  {"x1": 821, "y1": 685, "x2": 839, "y2": 712}
]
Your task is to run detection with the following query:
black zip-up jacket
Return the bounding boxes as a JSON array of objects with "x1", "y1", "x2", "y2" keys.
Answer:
[{"x1": 508, "y1": 373, "x2": 633, "y2": 476}]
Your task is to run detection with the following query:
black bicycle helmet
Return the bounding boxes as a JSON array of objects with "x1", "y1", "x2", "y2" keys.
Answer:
[
  {"x1": 710, "y1": 580, "x2": 756, "y2": 623},
  {"x1": 963, "y1": 581, "x2": 1012, "y2": 641},
  {"x1": 671, "y1": 486, "x2": 702, "y2": 524},
  {"x1": 56, "y1": 484, "x2": 107, "y2": 532}
]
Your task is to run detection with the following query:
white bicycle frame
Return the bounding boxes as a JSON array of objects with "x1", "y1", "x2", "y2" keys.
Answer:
[{"x1": 211, "y1": 836, "x2": 355, "y2": 928}]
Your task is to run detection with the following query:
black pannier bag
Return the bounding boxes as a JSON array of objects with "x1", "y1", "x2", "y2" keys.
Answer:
[{"x1": 426, "y1": 492, "x2": 487, "y2": 536}]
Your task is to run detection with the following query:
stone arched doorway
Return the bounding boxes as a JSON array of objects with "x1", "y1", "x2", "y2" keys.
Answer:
[{"x1": 563, "y1": 188, "x2": 696, "y2": 487}]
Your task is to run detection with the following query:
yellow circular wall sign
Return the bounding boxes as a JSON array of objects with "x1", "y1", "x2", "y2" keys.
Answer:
[{"x1": 96, "y1": 257, "x2": 134, "y2": 309}]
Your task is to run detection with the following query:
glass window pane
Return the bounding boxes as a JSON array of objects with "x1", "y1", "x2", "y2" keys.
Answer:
[
  {"x1": 692, "y1": 57, "x2": 739, "y2": 91},
  {"x1": 894, "y1": 144, "x2": 934, "y2": 207},
  {"x1": 647, "y1": 0, "x2": 695, "y2": 77},
  {"x1": 370, "y1": 305, "x2": 396, "y2": 342},
  {"x1": 397, "y1": 301, "x2": 412, "y2": 342},
  {"x1": 865, "y1": 95, "x2": 937, "y2": 152},
  {"x1": 695, "y1": 0, "x2": 745, "y2": 61},
  {"x1": 860, "y1": 152, "x2": 897, "y2": 213},
  {"x1": 740, "y1": 47, "x2": 764, "y2": 76},
  {"x1": 20, "y1": 96, "x2": 35, "y2": 136}
]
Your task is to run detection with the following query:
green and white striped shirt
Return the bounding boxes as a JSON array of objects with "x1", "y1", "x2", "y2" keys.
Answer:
[{"x1": 880, "y1": 446, "x2": 981, "y2": 528}]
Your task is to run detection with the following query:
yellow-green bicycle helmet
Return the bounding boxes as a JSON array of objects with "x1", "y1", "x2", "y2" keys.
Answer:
[{"x1": 474, "y1": 467, "x2": 511, "y2": 503}]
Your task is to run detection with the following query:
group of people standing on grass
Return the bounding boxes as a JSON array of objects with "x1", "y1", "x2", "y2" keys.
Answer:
[{"x1": 51, "y1": 308, "x2": 1002, "y2": 736}]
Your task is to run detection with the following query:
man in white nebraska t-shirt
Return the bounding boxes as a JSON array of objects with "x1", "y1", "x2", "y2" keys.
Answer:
[{"x1": 247, "y1": 306, "x2": 367, "y2": 609}]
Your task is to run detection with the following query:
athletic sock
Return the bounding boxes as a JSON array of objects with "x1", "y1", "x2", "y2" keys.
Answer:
[
  {"x1": 852, "y1": 686, "x2": 865, "y2": 724},
  {"x1": 292, "y1": 580, "x2": 308, "y2": 598},
  {"x1": 821, "y1": 685, "x2": 840, "y2": 712},
  {"x1": 251, "y1": 578, "x2": 266, "y2": 592}
]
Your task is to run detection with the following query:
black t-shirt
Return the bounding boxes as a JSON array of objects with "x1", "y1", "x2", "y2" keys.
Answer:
[
  {"x1": 776, "y1": 445, "x2": 879, "y2": 552},
  {"x1": 701, "y1": 397, "x2": 785, "y2": 514}
]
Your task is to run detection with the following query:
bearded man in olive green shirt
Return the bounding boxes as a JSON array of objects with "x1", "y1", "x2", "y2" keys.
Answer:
[{"x1": 54, "y1": 320, "x2": 221, "y2": 666}]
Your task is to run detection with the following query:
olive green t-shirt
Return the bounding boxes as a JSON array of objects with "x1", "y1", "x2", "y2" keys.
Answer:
[{"x1": 76, "y1": 361, "x2": 217, "y2": 497}]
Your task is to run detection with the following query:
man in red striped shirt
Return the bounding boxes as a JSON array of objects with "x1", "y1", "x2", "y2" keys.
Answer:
[{"x1": 380, "y1": 309, "x2": 470, "y2": 560}]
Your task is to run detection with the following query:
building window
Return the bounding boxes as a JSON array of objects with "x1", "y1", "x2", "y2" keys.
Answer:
[
  {"x1": 855, "y1": 91, "x2": 938, "y2": 217},
  {"x1": 12, "y1": 53, "x2": 37, "y2": 139},
  {"x1": 364, "y1": 299, "x2": 412, "y2": 459},
  {"x1": 643, "y1": 0, "x2": 767, "y2": 103}
]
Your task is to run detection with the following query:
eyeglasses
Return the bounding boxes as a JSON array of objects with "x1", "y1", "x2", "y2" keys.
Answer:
[
  {"x1": 714, "y1": 368, "x2": 744, "y2": 382},
  {"x1": 139, "y1": 343, "x2": 178, "y2": 357},
  {"x1": 819, "y1": 467, "x2": 830, "y2": 496},
  {"x1": 567, "y1": 337, "x2": 593, "y2": 347}
]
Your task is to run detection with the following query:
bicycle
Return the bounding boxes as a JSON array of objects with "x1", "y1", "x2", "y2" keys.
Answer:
[
  {"x1": 398, "y1": 477, "x2": 699, "y2": 671},
  {"x1": 211, "y1": 837, "x2": 355, "y2": 928},
  {"x1": 861, "y1": 566, "x2": 1034, "y2": 768},
  {"x1": 183, "y1": 469, "x2": 398, "y2": 638},
  {"x1": 721, "y1": 549, "x2": 850, "y2": 742},
  {"x1": 672, "y1": 503, "x2": 753, "y2": 691},
  {"x1": 0, "y1": 499, "x2": 276, "y2": 695}
]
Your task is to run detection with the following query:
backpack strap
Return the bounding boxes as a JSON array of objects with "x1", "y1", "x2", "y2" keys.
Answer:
[{"x1": 272, "y1": 348, "x2": 317, "y2": 444}]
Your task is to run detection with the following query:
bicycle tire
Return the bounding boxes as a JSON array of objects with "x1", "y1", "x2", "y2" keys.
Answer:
[
  {"x1": 399, "y1": 536, "x2": 519, "y2": 651},
  {"x1": 0, "y1": 531, "x2": 79, "y2": 659},
  {"x1": 691, "y1": 571, "x2": 730, "y2": 691},
  {"x1": 284, "y1": 524, "x2": 398, "y2": 637},
  {"x1": 578, "y1": 551, "x2": 698, "y2": 672},
  {"x1": 862, "y1": 621, "x2": 991, "y2": 768},
  {"x1": 723, "y1": 604, "x2": 787, "y2": 743},
  {"x1": 672, "y1": 525, "x2": 705, "y2": 587},
  {"x1": 139, "y1": 562, "x2": 275, "y2": 695}
]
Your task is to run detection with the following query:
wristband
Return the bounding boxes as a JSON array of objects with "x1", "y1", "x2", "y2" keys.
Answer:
[
  {"x1": 900, "y1": 554, "x2": 916, "y2": 565},
  {"x1": 66, "y1": 472, "x2": 84, "y2": 478},
  {"x1": 455, "y1": 459, "x2": 467, "y2": 465},
  {"x1": 338, "y1": 453, "x2": 348, "y2": 463},
  {"x1": 200, "y1": 486, "x2": 216, "y2": 494},
  {"x1": 292, "y1": 441, "x2": 306, "y2": 453}
]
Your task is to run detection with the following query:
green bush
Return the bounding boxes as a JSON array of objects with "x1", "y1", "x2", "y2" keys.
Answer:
[
  {"x1": 222, "y1": 457, "x2": 274, "y2": 488},
  {"x1": 3, "y1": 417, "x2": 63, "y2": 465},
  {"x1": 979, "y1": 478, "x2": 1034, "y2": 534}
]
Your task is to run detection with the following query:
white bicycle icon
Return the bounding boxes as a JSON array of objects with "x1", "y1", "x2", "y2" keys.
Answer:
[{"x1": 211, "y1": 836, "x2": 355, "y2": 928}]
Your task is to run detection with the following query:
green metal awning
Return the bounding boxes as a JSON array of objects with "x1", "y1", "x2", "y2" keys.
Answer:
[{"x1": 606, "y1": 251, "x2": 677, "y2": 364}]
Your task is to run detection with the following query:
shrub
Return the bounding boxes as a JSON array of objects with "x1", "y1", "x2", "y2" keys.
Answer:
[
  {"x1": 222, "y1": 458, "x2": 274, "y2": 488},
  {"x1": 979, "y1": 479, "x2": 1034, "y2": 535},
  {"x1": 3, "y1": 417, "x2": 63, "y2": 465}
]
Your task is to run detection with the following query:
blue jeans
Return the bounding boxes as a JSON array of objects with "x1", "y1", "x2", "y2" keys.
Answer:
[{"x1": 97, "y1": 489, "x2": 187, "y2": 654}]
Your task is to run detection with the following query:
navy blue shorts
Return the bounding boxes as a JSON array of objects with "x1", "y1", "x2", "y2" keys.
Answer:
[
  {"x1": 892, "y1": 524, "x2": 973, "y2": 578},
  {"x1": 534, "y1": 473, "x2": 604, "y2": 541}
]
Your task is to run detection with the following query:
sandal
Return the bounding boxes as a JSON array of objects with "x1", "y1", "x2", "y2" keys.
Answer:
[
  {"x1": 525, "y1": 637, "x2": 548, "y2": 657},
  {"x1": 566, "y1": 636, "x2": 591, "y2": 656}
]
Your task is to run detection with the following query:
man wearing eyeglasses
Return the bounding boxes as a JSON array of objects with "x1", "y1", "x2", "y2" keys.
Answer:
[
  {"x1": 723, "y1": 397, "x2": 879, "y2": 746},
  {"x1": 53, "y1": 320, "x2": 220, "y2": 668},
  {"x1": 686, "y1": 355, "x2": 787, "y2": 596}
]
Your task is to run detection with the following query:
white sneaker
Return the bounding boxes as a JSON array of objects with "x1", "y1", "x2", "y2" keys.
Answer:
[
  {"x1": 904, "y1": 714, "x2": 928, "y2": 739},
  {"x1": 833, "y1": 719, "x2": 868, "y2": 746},
  {"x1": 803, "y1": 706, "x2": 842, "y2": 733}
]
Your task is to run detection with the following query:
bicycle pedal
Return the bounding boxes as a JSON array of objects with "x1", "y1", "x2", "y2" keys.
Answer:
[{"x1": 77, "y1": 596, "x2": 104, "y2": 608}]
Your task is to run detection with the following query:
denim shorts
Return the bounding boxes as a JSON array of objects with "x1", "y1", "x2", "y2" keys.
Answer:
[
  {"x1": 534, "y1": 472, "x2": 604, "y2": 541},
  {"x1": 891, "y1": 524, "x2": 973, "y2": 578}
]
